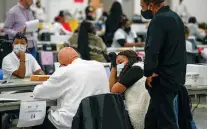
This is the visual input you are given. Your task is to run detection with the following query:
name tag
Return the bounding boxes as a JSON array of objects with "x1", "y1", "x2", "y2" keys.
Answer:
[{"x1": 17, "y1": 101, "x2": 46, "y2": 127}]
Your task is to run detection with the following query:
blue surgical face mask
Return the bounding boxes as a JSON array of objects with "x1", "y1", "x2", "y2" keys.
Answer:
[{"x1": 117, "y1": 63, "x2": 125, "y2": 76}]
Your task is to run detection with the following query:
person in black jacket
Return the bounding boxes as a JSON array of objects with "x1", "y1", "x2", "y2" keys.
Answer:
[{"x1": 140, "y1": 0, "x2": 187, "y2": 129}]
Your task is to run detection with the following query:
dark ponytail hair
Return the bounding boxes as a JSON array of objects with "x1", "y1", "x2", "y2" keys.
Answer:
[
  {"x1": 77, "y1": 21, "x2": 95, "y2": 60},
  {"x1": 118, "y1": 50, "x2": 141, "y2": 79}
]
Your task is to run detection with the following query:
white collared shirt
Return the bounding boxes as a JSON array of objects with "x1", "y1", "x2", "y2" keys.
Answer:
[
  {"x1": 33, "y1": 58, "x2": 110, "y2": 129},
  {"x1": 2, "y1": 52, "x2": 41, "y2": 79},
  {"x1": 112, "y1": 28, "x2": 137, "y2": 47}
]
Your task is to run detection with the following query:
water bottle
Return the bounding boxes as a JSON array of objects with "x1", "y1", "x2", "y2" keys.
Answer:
[{"x1": 0, "y1": 69, "x2": 3, "y2": 80}]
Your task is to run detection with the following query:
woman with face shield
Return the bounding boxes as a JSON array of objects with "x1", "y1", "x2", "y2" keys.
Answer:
[{"x1": 109, "y1": 50, "x2": 150, "y2": 129}]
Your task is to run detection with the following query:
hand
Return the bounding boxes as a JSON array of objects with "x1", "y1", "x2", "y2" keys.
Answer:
[
  {"x1": 108, "y1": 52, "x2": 117, "y2": 67},
  {"x1": 19, "y1": 51, "x2": 25, "y2": 62},
  {"x1": 146, "y1": 73, "x2": 158, "y2": 88}
]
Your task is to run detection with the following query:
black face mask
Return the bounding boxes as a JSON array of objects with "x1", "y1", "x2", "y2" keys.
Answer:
[
  {"x1": 87, "y1": 15, "x2": 94, "y2": 21},
  {"x1": 141, "y1": 10, "x2": 153, "y2": 20},
  {"x1": 124, "y1": 27, "x2": 131, "y2": 33}
]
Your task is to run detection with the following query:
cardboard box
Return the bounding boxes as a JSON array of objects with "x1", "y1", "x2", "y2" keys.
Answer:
[
  {"x1": 30, "y1": 75, "x2": 50, "y2": 81},
  {"x1": 185, "y1": 72, "x2": 199, "y2": 87},
  {"x1": 187, "y1": 64, "x2": 207, "y2": 86}
]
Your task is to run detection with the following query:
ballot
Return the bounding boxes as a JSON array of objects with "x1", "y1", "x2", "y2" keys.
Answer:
[
  {"x1": 17, "y1": 101, "x2": 46, "y2": 127},
  {"x1": 25, "y1": 20, "x2": 39, "y2": 32}
]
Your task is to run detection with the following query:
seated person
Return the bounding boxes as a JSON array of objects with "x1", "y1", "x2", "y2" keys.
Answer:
[
  {"x1": 187, "y1": 17, "x2": 206, "y2": 41},
  {"x1": 33, "y1": 47, "x2": 109, "y2": 129},
  {"x1": 69, "y1": 21, "x2": 108, "y2": 62},
  {"x1": 112, "y1": 16, "x2": 145, "y2": 47},
  {"x1": 51, "y1": 16, "x2": 71, "y2": 35},
  {"x1": 185, "y1": 26, "x2": 197, "y2": 53},
  {"x1": 58, "y1": 11, "x2": 72, "y2": 32},
  {"x1": 2, "y1": 32, "x2": 44, "y2": 79},
  {"x1": 108, "y1": 50, "x2": 150, "y2": 129},
  {"x1": 85, "y1": 6, "x2": 96, "y2": 21}
]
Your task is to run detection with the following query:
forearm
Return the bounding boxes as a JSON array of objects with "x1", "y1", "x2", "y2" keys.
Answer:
[
  {"x1": 13, "y1": 61, "x2": 26, "y2": 78},
  {"x1": 124, "y1": 42, "x2": 144, "y2": 47},
  {"x1": 109, "y1": 67, "x2": 117, "y2": 90},
  {"x1": 144, "y1": 51, "x2": 158, "y2": 77},
  {"x1": 4, "y1": 27, "x2": 18, "y2": 37}
]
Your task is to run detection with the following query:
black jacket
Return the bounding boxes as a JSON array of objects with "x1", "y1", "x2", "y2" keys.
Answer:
[
  {"x1": 71, "y1": 94, "x2": 132, "y2": 129},
  {"x1": 144, "y1": 6, "x2": 186, "y2": 92}
]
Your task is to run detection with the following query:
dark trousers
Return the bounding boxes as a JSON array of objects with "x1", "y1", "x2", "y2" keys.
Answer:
[{"x1": 145, "y1": 81, "x2": 179, "y2": 129}]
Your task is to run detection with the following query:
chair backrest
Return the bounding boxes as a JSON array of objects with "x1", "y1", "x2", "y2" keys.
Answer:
[
  {"x1": 72, "y1": 93, "x2": 132, "y2": 129},
  {"x1": 0, "y1": 38, "x2": 12, "y2": 69}
]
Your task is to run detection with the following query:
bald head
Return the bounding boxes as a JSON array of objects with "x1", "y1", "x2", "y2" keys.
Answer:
[{"x1": 58, "y1": 47, "x2": 79, "y2": 66}]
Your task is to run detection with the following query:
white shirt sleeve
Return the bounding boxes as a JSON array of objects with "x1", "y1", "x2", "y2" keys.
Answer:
[
  {"x1": 33, "y1": 67, "x2": 71, "y2": 100},
  {"x1": 114, "y1": 29, "x2": 126, "y2": 41},
  {"x1": 186, "y1": 40, "x2": 193, "y2": 53},
  {"x1": 131, "y1": 30, "x2": 138, "y2": 39},
  {"x1": 2, "y1": 57, "x2": 17, "y2": 79},
  {"x1": 29, "y1": 54, "x2": 41, "y2": 73}
]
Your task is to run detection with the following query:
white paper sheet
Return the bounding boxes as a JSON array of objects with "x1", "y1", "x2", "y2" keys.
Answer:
[
  {"x1": 17, "y1": 101, "x2": 46, "y2": 127},
  {"x1": 25, "y1": 20, "x2": 39, "y2": 32}
]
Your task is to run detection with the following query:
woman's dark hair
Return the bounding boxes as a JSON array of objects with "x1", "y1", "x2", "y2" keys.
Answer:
[
  {"x1": 118, "y1": 50, "x2": 142, "y2": 79},
  {"x1": 59, "y1": 11, "x2": 64, "y2": 17},
  {"x1": 188, "y1": 17, "x2": 197, "y2": 24},
  {"x1": 118, "y1": 50, "x2": 141, "y2": 66},
  {"x1": 77, "y1": 21, "x2": 95, "y2": 60},
  {"x1": 13, "y1": 32, "x2": 28, "y2": 44},
  {"x1": 105, "y1": 2, "x2": 123, "y2": 32},
  {"x1": 144, "y1": 0, "x2": 165, "y2": 4}
]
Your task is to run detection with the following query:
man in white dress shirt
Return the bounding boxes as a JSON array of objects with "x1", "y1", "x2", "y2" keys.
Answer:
[{"x1": 33, "y1": 47, "x2": 110, "y2": 129}]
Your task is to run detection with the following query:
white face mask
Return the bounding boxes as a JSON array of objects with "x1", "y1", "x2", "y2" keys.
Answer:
[
  {"x1": 117, "y1": 63, "x2": 125, "y2": 76},
  {"x1": 13, "y1": 44, "x2": 27, "y2": 54}
]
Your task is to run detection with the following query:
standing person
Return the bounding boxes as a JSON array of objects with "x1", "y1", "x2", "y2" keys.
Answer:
[
  {"x1": 175, "y1": 0, "x2": 190, "y2": 24},
  {"x1": 104, "y1": 1, "x2": 123, "y2": 47},
  {"x1": 3, "y1": 0, "x2": 37, "y2": 58},
  {"x1": 32, "y1": 0, "x2": 46, "y2": 22},
  {"x1": 140, "y1": 0, "x2": 186, "y2": 129}
]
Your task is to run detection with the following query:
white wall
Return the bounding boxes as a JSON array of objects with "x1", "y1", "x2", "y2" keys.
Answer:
[
  {"x1": 171, "y1": 0, "x2": 207, "y2": 22},
  {"x1": 134, "y1": 0, "x2": 142, "y2": 15},
  {"x1": 41, "y1": 0, "x2": 89, "y2": 22},
  {"x1": 0, "y1": 0, "x2": 5, "y2": 22}
]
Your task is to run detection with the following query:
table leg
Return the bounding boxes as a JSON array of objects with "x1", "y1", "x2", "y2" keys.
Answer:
[
  {"x1": 195, "y1": 94, "x2": 197, "y2": 100},
  {"x1": 0, "y1": 113, "x2": 2, "y2": 129}
]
